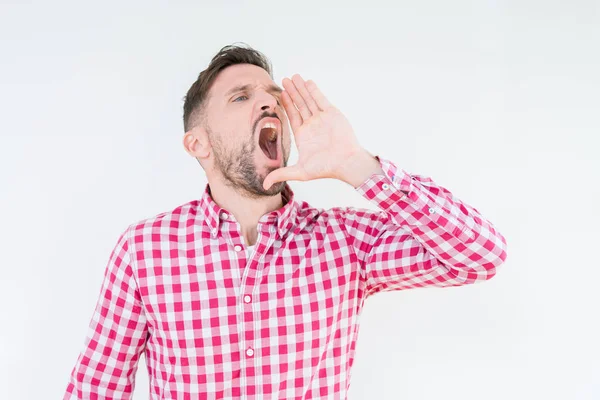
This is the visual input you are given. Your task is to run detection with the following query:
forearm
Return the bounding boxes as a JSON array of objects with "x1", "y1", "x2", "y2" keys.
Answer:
[{"x1": 355, "y1": 157, "x2": 507, "y2": 282}]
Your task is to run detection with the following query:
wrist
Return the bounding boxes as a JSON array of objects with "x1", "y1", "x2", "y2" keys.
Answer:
[{"x1": 337, "y1": 149, "x2": 383, "y2": 188}]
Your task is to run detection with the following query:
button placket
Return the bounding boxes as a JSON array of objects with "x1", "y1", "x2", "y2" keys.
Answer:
[{"x1": 238, "y1": 231, "x2": 269, "y2": 380}]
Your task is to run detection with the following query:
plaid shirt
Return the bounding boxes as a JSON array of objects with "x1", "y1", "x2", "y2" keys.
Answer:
[{"x1": 64, "y1": 157, "x2": 507, "y2": 399}]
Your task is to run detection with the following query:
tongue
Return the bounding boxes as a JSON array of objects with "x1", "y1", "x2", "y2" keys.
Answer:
[
  {"x1": 259, "y1": 128, "x2": 278, "y2": 160},
  {"x1": 264, "y1": 140, "x2": 277, "y2": 160}
]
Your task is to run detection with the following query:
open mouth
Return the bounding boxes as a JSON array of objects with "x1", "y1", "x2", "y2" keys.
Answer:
[{"x1": 258, "y1": 120, "x2": 280, "y2": 161}]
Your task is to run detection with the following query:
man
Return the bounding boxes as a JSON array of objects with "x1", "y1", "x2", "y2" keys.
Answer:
[{"x1": 64, "y1": 44, "x2": 507, "y2": 399}]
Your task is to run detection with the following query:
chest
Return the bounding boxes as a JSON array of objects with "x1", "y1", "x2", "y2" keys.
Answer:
[{"x1": 136, "y1": 232, "x2": 365, "y2": 345}]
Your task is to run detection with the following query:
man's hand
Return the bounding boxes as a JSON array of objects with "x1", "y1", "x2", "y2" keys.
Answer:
[{"x1": 263, "y1": 74, "x2": 382, "y2": 190}]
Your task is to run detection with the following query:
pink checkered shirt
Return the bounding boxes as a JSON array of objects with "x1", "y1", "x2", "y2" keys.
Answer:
[{"x1": 64, "y1": 157, "x2": 507, "y2": 399}]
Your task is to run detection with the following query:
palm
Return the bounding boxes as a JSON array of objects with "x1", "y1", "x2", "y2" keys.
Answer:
[
  {"x1": 294, "y1": 109, "x2": 360, "y2": 177},
  {"x1": 263, "y1": 75, "x2": 362, "y2": 190}
]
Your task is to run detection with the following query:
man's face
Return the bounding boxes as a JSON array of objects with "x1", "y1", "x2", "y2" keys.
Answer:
[{"x1": 203, "y1": 63, "x2": 291, "y2": 198}]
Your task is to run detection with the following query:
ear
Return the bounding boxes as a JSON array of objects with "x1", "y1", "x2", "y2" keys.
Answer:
[{"x1": 183, "y1": 125, "x2": 211, "y2": 160}]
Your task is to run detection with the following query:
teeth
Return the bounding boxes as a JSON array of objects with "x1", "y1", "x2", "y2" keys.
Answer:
[
  {"x1": 268, "y1": 130, "x2": 277, "y2": 142},
  {"x1": 261, "y1": 121, "x2": 278, "y2": 142}
]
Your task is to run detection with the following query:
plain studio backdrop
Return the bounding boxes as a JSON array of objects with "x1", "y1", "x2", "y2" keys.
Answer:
[{"x1": 0, "y1": 1, "x2": 598, "y2": 399}]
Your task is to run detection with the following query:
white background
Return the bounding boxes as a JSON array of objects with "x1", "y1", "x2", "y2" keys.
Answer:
[{"x1": 1, "y1": 1, "x2": 599, "y2": 399}]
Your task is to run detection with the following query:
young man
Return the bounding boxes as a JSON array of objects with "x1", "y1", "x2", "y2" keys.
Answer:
[{"x1": 64, "y1": 44, "x2": 507, "y2": 399}]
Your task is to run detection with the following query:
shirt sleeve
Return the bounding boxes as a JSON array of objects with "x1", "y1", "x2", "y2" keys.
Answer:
[
  {"x1": 340, "y1": 156, "x2": 507, "y2": 297},
  {"x1": 64, "y1": 226, "x2": 148, "y2": 399}
]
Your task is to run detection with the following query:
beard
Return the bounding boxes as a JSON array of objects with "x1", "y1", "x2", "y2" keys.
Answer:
[{"x1": 207, "y1": 125, "x2": 287, "y2": 198}]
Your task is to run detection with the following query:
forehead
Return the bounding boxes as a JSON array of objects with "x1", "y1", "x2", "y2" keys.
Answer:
[{"x1": 210, "y1": 63, "x2": 278, "y2": 97}]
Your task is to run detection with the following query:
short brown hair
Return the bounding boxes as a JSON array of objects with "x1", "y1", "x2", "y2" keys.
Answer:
[{"x1": 182, "y1": 43, "x2": 273, "y2": 132}]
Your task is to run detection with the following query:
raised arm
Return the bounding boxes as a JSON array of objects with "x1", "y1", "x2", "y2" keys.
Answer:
[
  {"x1": 339, "y1": 157, "x2": 507, "y2": 296},
  {"x1": 259, "y1": 74, "x2": 507, "y2": 294}
]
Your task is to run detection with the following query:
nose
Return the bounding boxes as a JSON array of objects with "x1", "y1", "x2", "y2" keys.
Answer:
[{"x1": 257, "y1": 90, "x2": 279, "y2": 112}]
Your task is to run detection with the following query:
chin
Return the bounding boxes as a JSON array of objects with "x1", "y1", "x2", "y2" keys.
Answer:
[{"x1": 263, "y1": 180, "x2": 285, "y2": 196}]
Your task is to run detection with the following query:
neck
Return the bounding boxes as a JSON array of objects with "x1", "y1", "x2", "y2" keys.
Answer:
[{"x1": 207, "y1": 178, "x2": 284, "y2": 246}]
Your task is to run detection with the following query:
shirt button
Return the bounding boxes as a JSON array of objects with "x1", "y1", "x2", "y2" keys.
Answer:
[
  {"x1": 211, "y1": 228, "x2": 217, "y2": 237},
  {"x1": 234, "y1": 245, "x2": 243, "y2": 252},
  {"x1": 243, "y1": 295, "x2": 252, "y2": 303},
  {"x1": 220, "y1": 212, "x2": 229, "y2": 220},
  {"x1": 382, "y1": 183, "x2": 390, "y2": 190},
  {"x1": 428, "y1": 207, "x2": 435, "y2": 214},
  {"x1": 246, "y1": 347, "x2": 254, "y2": 357}
]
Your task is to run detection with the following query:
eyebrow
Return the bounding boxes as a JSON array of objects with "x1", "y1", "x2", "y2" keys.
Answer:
[{"x1": 224, "y1": 83, "x2": 283, "y2": 98}]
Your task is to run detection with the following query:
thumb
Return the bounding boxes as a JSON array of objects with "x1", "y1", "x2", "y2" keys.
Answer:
[{"x1": 263, "y1": 164, "x2": 306, "y2": 190}]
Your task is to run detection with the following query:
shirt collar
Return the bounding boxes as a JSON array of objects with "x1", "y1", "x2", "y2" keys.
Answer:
[{"x1": 197, "y1": 183, "x2": 299, "y2": 239}]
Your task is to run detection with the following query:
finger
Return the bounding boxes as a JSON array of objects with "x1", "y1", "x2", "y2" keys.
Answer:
[
  {"x1": 282, "y1": 77, "x2": 312, "y2": 121},
  {"x1": 263, "y1": 164, "x2": 307, "y2": 190},
  {"x1": 281, "y1": 90, "x2": 302, "y2": 132},
  {"x1": 291, "y1": 74, "x2": 320, "y2": 114},
  {"x1": 305, "y1": 79, "x2": 332, "y2": 110}
]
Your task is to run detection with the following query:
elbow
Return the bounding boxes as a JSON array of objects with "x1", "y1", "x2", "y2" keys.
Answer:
[
  {"x1": 444, "y1": 229, "x2": 507, "y2": 285},
  {"x1": 481, "y1": 230, "x2": 508, "y2": 281}
]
